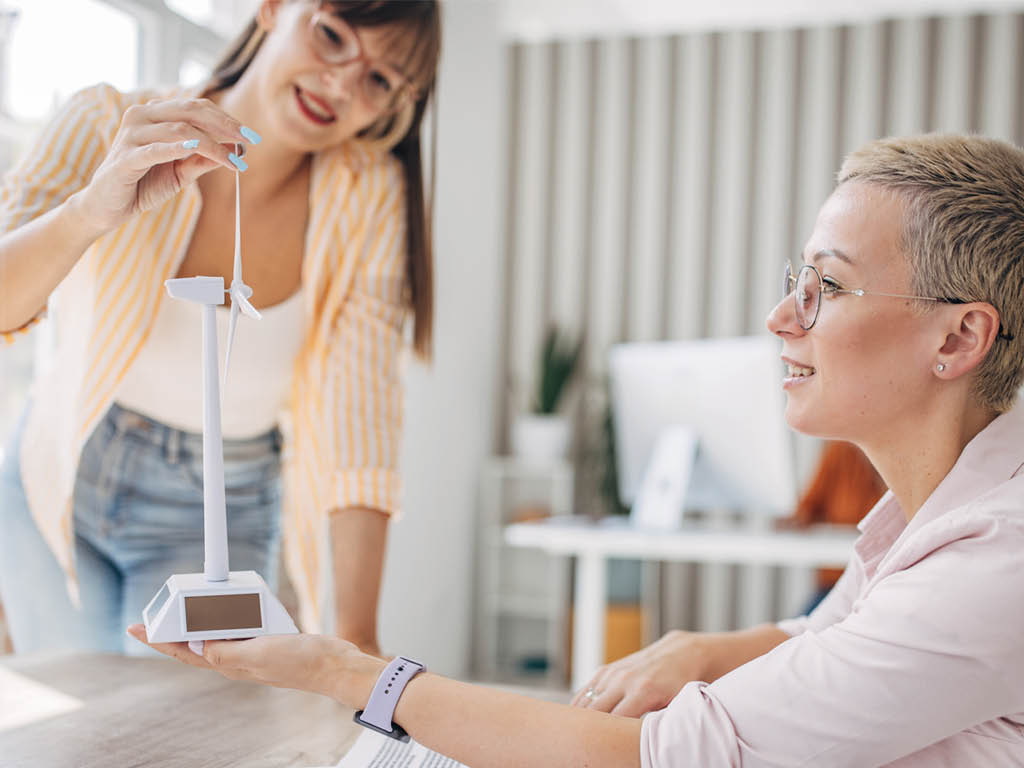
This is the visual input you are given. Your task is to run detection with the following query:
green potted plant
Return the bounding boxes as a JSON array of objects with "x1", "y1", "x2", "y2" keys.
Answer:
[{"x1": 512, "y1": 327, "x2": 583, "y2": 464}]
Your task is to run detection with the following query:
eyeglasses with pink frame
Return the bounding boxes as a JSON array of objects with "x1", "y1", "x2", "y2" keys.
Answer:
[{"x1": 306, "y1": 2, "x2": 419, "y2": 112}]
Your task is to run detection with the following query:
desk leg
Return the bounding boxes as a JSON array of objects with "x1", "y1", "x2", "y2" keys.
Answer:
[{"x1": 572, "y1": 553, "x2": 606, "y2": 692}]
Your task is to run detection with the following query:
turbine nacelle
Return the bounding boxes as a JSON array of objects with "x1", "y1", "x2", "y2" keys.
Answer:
[{"x1": 165, "y1": 275, "x2": 225, "y2": 305}]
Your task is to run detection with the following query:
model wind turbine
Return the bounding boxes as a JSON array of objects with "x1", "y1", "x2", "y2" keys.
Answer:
[{"x1": 143, "y1": 156, "x2": 298, "y2": 650}]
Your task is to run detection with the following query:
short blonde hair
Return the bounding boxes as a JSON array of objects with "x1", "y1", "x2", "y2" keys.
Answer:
[{"x1": 838, "y1": 134, "x2": 1024, "y2": 412}]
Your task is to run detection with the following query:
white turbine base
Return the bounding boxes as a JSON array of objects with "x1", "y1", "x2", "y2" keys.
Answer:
[{"x1": 143, "y1": 571, "x2": 298, "y2": 643}]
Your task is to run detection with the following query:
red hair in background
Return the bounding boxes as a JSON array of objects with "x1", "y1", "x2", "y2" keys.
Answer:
[{"x1": 791, "y1": 441, "x2": 887, "y2": 588}]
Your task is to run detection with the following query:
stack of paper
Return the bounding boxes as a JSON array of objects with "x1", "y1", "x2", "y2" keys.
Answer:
[{"x1": 309, "y1": 728, "x2": 469, "y2": 768}]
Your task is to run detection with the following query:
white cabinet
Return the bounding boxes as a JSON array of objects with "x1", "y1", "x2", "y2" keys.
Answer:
[{"x1": 473, "y1": 458, "x2": 573, "y2": 687}]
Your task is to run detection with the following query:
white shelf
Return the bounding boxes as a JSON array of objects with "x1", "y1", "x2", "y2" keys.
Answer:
[{"x1": 473, "y1": 457, "x2": 574, "y2": 688}]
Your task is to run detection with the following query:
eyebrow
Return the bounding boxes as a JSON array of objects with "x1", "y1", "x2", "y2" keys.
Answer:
[
  {"x1": 375, "y1": 51, "x2": 415, "y2": 82},
  {"x1": 326, "y1": 10, "x2": 412, "y2": 77},
  {"x1": 808, "y1": 248, "x2": 854, "y2": 266},
  {"x1": 383, "y1": 60, "x2": 411, "y2": 77}
]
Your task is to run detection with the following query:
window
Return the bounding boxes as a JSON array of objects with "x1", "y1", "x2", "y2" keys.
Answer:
[
  {"x1": 0, "y1": 1, "x2": 140, "y2": 461},
  {"x1": 6, "y1": 0, "x2": 138, "y2": 123},
  {"x1": 164, "y1": 0, "x2": 215, "y2": 27}
]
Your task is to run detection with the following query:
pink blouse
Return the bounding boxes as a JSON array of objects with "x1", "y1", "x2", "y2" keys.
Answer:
[{"x1": 641, "y1": 400, "x2": 1024, "y2": 767}]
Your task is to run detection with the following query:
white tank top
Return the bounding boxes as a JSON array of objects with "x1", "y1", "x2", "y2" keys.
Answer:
[{"x1": 116, "y1": 288, "x2": 305, "y2": 439}]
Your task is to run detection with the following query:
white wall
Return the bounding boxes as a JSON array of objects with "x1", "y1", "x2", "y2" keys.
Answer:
[{"x1": 378, "y1": 0, "x2": 506, "y2": 677}]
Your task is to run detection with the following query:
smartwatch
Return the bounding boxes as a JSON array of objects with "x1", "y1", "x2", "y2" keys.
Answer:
[{"x1": 353, "y1": 656, "x2": 426, "y2": 742}]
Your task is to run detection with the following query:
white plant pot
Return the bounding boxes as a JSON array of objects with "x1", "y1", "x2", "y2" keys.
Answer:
[{"x1": 511, "y1": 415, "x2": 570, "y2": 465}]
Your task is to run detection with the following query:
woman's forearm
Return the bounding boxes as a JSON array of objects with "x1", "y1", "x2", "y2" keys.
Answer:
[
  {"x1": 329, "y1": 506, "x2": 389, "y2": 652},
  {"x1": 332, "y1": 625, "x2": 785, "y2": 767},
  {"x1": 330, "y1": 658, "x2": 642, "y2": 768},
  {"x1": 0, "y1": 191, "x2": 108, "y2": 333},
  {"x1": 402, "y1": 676, "x2": 642, "y2": 768}
]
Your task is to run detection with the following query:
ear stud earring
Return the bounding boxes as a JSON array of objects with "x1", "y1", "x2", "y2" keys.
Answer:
[{"x1": 936, "y1": 363, "x2": 946, "y2": 372}]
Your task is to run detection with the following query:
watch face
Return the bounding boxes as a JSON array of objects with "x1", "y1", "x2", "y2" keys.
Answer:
[{"x1": 184, "y1": 593, "x2": 263, "y2": 631}]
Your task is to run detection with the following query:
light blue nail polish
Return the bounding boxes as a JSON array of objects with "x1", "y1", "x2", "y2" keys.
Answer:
[
  {"x1": 182, "y1": 139, "x2": 199, "y2": 150},
  {"x1": 228, "y1": 152, "x2": 248, "y2": 172},
  {"x1": 240, "y1": 126, "x2": 261, "y2": 144}
]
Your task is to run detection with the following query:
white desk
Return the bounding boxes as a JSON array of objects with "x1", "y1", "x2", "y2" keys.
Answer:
[{"x1": 504, "y1": 515, "x2": 859, "y2": 690}]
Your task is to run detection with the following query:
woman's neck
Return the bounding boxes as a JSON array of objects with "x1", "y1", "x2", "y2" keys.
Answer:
[
  {"x1": 206, "y1": 83, "x2": 310, "y2": 204},
  {"x1": 859, "y1": 398, "x2": 999, "y2": 522}
]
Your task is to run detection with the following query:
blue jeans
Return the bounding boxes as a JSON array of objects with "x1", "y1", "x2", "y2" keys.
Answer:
[{"x1": 0, "y1": 402, "x2": 282, "y2": 656}]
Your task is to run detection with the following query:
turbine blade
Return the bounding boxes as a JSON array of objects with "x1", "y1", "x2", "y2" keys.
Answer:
[
  {"x1": 223, "y1": 301, "x2": 239, "y2": 389},
  {"x1": 235, "y1": 291, "x2": 262, "y2": 320},
  {"x1": 233, "y1": 166, "x2": 243, "y2": 285}
]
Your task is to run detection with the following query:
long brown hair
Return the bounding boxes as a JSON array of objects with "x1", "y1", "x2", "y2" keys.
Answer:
[{"x1": 207, "y1": 0, "x2": 440, "y2": 359}]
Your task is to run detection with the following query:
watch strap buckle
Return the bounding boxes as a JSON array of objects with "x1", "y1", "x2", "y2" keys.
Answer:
[{"x1": 353, "y1": 709, "x2": 411, "y2": 742}]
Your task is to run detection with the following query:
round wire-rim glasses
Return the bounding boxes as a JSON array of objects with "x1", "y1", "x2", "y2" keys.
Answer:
[
  {"x1": 783, "y1": 262, "x2": 1014, "y2": 341},
  {"x1": 307, "y1": 3, "x2": 419, "y2": 112}
]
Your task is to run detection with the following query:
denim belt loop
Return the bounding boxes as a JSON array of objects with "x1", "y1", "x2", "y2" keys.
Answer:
[
  {"x1": 110, "y1": 403, "x2": 129, "y2": 435},
  {"x1": 166, "y1": 427, "x2": 181, "y2": 465},
  {"x1": 119, "y1": 408, "x2": 148, "y2": 434}
]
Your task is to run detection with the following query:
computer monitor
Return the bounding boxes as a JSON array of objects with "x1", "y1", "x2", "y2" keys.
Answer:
[{"x1": 608, "y1": 335, "x2": 796, "y2": 518}]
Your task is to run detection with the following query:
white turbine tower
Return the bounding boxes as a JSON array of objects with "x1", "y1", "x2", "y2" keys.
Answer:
[{"x1": 143, "y1": 158, "x2": 297, "y2": 649}]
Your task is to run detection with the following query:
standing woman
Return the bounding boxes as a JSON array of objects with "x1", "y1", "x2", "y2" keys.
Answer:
[{"x1": 0, "y1": 0, "x2": 441, "y2": 656}]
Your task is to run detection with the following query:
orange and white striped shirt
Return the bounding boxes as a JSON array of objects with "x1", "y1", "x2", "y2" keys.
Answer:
[{"x1": 1, "y1": 84, "x2": 408, "y2": 632}]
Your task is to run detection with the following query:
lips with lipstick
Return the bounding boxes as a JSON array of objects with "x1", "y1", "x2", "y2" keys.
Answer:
[{"x1": 294, "y1": 85, "x2": 337, "y2": 125}]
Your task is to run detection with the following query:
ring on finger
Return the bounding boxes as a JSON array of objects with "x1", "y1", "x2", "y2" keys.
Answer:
[{"x1": 584, "y1": 688, "x2": 599, "y2": 699}]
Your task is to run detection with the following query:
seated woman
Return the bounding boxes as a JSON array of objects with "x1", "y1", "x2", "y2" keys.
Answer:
[{"x1": 131, "y1": 134, "x2": 1024, "y2": 767}]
